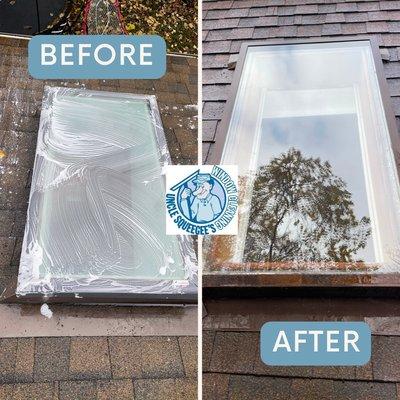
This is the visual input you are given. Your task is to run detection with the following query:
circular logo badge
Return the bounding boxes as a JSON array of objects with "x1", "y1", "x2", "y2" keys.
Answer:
[{"x1": 166, "y1": 166, "x2": 238, "y2": 235}]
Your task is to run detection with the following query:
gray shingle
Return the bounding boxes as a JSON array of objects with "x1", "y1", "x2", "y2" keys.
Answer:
[
  {"x1": 203, "y1": 84, "x2": 230, "y2": 102},
  {"x1": 34, "y1": 338, "x2": 70, "y2": 382},
  {"x1": 278, "y1": 15, "x2": 295, "y2": 25},
  {"x1": 134, "y1": 378, "x2": 197, "y2": 400},
  {"x1": 0, "y1": 211, "x2": 13, "y2": 236},
  {"x1": 203, "y1": 331, "x2": 215, "y2": 370},
  {"x1": 239, "y1": 16, "x2": 280, "y2": 29},
  {"x1": 141, "y1": 337, "x2": 185, "y2": 379},
  {"x1": 326, "y1": 13, "x2": 345, "y2": 23},
  {"x1": 0, "y1": 238, "x2": 16, "y2": 267},
  {"x1": 248, "y1": 7, "x2": 267, "y2": 17},
  {"x1": 204, "y1": 9, "x2": 228, "y2": 19},
  {"x1": 207, "y1": 29, "x2": 234, "y2": 41},
  {"x1": 389, "y1": 47, "x2": 400, "y2": 61},
  {"x1": 203, "y1": 18, "x2": 239, "y2": 30},
  {"x1": 108, "y1": 337, "x2": 142, "y2": 379},
  {"x1": 69, "y1": 338, "x2": 111, "y2": 380},
  {"x1": 318, "y1": 4, "x2": 336, "y2": 14},
  {"x1": 202, "y1": 0, "x2": 400, "y2": 166},
  {"x1": 203, "y1": 373, "x2": 229, "y2": 400},
  {"x1": 252, "y1": 27, "x2": 269, "y2": 39},
  {"x1": 336, "y1": 3, "x2": 358, "y2": 12},
  {"x1": 203, "y1": 102, "x2": 226, "y2": 120},
  {"x1": 322, "y1": 23, "x2": 342, "y2": 35},
  {"x1": 203, "y1": 41, "x2": 231, "y2": 54},
  {"x1": 277, "y1": 6, "x2": 295, "y2": 16},
  {"x1": 0, "y1": 339, "x2": 17, "y2": 384},
  {"x1": 384, "y1": 60, "x2": 400, "y2": 77},
  {"x1": 383, "y1": 33, "x2": 400, "y2": 46},
  {"x1": 295, "y1": 5, "x2": 318, "y2": 14},
  {"x1": 291, "y1": 378, "x2": 396, "y2": 400},
  {"x1": 96, "y1": 380, "x2": 134, "y2": 400},
  {"x1": 344, "y1": 12, "x2": 369, "y2": 22},
  {"x1": 229, "y1": 376, "x2": 293, "y2": 400},
  {"x1": 203, "y1": 1, "x2": 233, "y2": 11},
  {"x1": 203, "y1": 69, "x2": 233, "y2": 85},
  {"x1": 238, "y1": 17, "x2": 259, "y2": 27},
  {"x1": 178, "y1": 337, "x2": 197, "y2": 377},
  {"x1": 387, "y1": 10, "x2": 400, "y2": 21},
  {"x1": 367, "y1": 21, "x2": 390, "y2": 33},
  {"x1": 368, "y1": 11, "x2": 389, "y2": 21},
  {"x1": 230, "y1": 40, "x2": 246, "y2": 53},
  {"x1": 203, "y1": 54, "x2": 230, "y2": 69},
  {"x1": 227, "y1": 8, "x2": 249, "y2": 18},
  {"x1": 278, "y1": 25, "x2": 297, "y2": 37},
  {"x1": 233, "y1": 0, "x2": 256, "y2": 8},
  {"x1": 202, "y1": 143, "x2": 211, "y2": 163},
  {"x1": 358, "y1": 2, "x2": 379, "y2": 12},
  {"x1": 380, "y1": 48, "x2": 391, "y2": 61},
  {"x1": 59, "y1": 381, "x2": 97, "y2": 400},
  {"x1": 372, "y1": 336, "x2": 400, "y2": 381},
  {"x1": 202, "y1": 120, "x2": 218, "y2": 142},
  {"x1": 209, "y1": 332, "x2": 258, "y2": 374},
  {"x1": 342, "y1": 22, "x2": 367, "y2": 34},
  {"x1": 266, "y1": 0, "x2": 285, "y2": 5},
  {"x1": 301, "y1": 14, "x2": 326, "y2": 25},
  {"x1": 388, "y1": 21, "x2": 400, "y2": 32},
  {"x1": 14, "y1": 338, "x2": 35, "y2": 383},
  {"x1": 257, "y1": 16, "x2": 279, "y2": 26},
  {"x1": 298, "y1": 24, "x2": 323, "y2": 36},
  {"x1": 12, "y1": 382, "x2": 59, "y2": 400},
  {"x1": 381, "y1": 1, "x2": 400, "y2": 11}
]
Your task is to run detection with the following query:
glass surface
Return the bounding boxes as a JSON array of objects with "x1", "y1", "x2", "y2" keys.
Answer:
[
  {"x1": 205, "y1": 41, "x2": 400, "y2": 274},
  {"x1": 18, "y1": 88, "x2": 193, "y2": 296}
]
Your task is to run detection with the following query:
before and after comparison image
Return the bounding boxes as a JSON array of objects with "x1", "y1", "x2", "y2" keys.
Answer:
[{"x1": 1, "y1": 0, "x2": 400, "y2": 399}]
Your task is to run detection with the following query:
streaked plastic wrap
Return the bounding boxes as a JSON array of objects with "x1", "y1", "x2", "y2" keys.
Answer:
[{"x1": 17, "y1": 87, "x2": 197, "y2": 302}]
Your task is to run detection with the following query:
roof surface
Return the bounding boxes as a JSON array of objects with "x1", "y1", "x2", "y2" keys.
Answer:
[
  {"x1": 203, "y1": 297, "x2": 400, "y2": 399},
  {"x1": 202, "y1": 0, "x2": 400, "y2": 162},
  {"x1": 0, "y1": 35, "x2": 197, "y2": 299},
  {"x1": 202, "y1": 1, "x2": 400, "y2": 397},
  {"x1": 0, "y1": 335, "x2": 196, "y2": 399},
  {"x1": 0, "y1": 35, "x2": 197, "y2": 400}
]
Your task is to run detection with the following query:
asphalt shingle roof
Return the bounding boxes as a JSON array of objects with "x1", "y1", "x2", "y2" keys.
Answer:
[
  {"x1": 204, "y1": 331, "x2": 400, "y2": 399},
  {"x1": 0, "y1": 335, "x2": 197, "y2": 399},
  {"x1": 0, "y1": 36, "x2": 198, "y2": 299},
  {"x1": 202, "y1": 0, "x2": 400, "y2": 162},
  {"x1": 0, "y1": 35, "x2": 197, "y2": 400}
]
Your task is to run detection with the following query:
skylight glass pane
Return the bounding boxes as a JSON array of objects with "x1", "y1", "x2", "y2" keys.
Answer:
[
  {"x1": 17, "y1": 87, "x2": 196, "y2": 299},
  {"x1": 205, "y1": 41, "x2": 400, "y2": 274}
]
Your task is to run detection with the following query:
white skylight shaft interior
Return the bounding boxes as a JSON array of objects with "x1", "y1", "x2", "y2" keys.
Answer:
[{"x1": 206, "y1": 41, "x2": 400, "y2": 273}]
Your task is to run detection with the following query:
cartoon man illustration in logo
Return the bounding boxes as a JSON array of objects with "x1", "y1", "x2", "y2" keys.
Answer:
[{"x1": 180, "y1": 173, "x2": 223, "y2": 223}]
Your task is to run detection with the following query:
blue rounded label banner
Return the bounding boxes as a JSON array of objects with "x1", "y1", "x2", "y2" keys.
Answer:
[
  {"x1": 28, "y1": 35, "x2": 166, "y2": 79},
  {"x1": 260, "y1": 321, "x2": 371, "y2": 366}
]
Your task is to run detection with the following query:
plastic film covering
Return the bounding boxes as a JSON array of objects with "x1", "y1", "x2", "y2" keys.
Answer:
[{"x1": 17, "y1": 87, "x2": 197, "y2": 301}]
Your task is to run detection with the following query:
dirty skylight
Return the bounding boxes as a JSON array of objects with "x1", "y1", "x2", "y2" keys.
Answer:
[{"x1": 17, "y1": 87, "x2": 196, "y2": 301}]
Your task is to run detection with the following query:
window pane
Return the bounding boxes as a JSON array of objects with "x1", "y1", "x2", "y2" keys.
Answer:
[
  {"x1": 205, "y1": 41, "x2": 400, "y2": 273},
  {"x1": 17, "y1": 87, "x2": 196, "y2": 298}
]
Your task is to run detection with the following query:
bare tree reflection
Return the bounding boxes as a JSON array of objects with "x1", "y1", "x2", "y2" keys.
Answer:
[{"x1": 244, "y1": 148, "x2": 371, "y2": 262}]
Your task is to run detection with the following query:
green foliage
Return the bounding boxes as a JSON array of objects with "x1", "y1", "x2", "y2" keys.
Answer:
[{"x1": 244, "y1": 148, "x2": 371, "y2": 263}]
